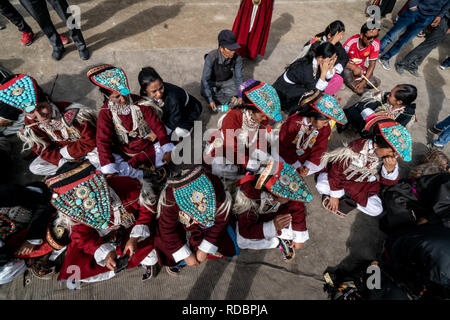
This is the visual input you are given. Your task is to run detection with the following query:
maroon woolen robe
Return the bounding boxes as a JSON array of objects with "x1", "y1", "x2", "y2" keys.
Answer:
[
  {"x1": 326, "y1": 138, "x2": 399, "y2": 207},
  {"x1": 58, "y1": 176, "x2": 155, "y2": 281},
  {"x1": 25, "y1": 102, "x2": 96, "y2": 166},
  {"x1": 279, "y1": 114, "x2": 331, "y2": 167},
  {"x1": 232, "y1": 0, "x2": 274, "y2": 59},
  {"x1": 154, "y1": 172, "x2": 236, "y2": 267},
  {"x1": 236, "y1": 179, "x2": 307, "y2": 240},
  {"x1": 96, "y1": 94, "x2": 170, "y2": 169}
]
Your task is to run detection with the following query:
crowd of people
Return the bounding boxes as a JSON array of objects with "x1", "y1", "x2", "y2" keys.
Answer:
[{"x1": 0, "y1": 0, "x2": 449, "y2": 300}]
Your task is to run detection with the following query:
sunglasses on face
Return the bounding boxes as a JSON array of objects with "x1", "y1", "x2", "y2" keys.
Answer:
[{"x1": 364, "y1": 35, "x2": 378, "y2": 40}]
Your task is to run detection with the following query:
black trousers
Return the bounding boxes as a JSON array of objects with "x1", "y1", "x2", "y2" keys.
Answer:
[
  {"x1": 0, "y1": 0, "x2": 32, "y2": 33},
  {"x1": 19, "y1": 0, "x2": 63, "y2": 49},
  {"x1": 396, "y1": 16, "x2": 449, "y2": 71},
  {"x1": 46, "y1": 0, "x2": 86, "y2": 50}
]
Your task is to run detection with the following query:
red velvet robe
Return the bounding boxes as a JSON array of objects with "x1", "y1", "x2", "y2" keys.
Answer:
[
  {"x1": 96, "y1": 94, "x2": 170, "y2": 169},
  {"x1": 326, "y1": 138, "x2": 399, "y2": 207},
  {"x1": 210, "y1": 109, "x2": 269, "y2": 169},
  {"x1": 154, "y1": 173, "x2": 236, "y2": 267},
  {"x1": 236, "y1": 179, "x2": 307, "y2": 240},
  {"x1": 58, "y1": 177, "x2": 155, "y2": 281},
  {"x1": 232, "y1": 0, "x2": 274, "y2": 59},
  {"x1": 25, "y1": 102, "x2": 96, "y2": 166},
  {"x1": 279, "y1": 114, "x2": 331, "y2": 167}
]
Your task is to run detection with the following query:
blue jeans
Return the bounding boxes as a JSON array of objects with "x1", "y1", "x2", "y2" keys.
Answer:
[
  {"x1": 380, "y1": 9, "x2": 435, "y2": 60},
  {"x1": 434, "y1": 115, "x2": 450, "y2": 146}
]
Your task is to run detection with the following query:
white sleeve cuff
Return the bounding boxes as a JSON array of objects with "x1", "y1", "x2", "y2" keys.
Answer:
[
  {"x1": 293, "y1": 230, "x2": 309, "y2": 243},
  {"x1": 172, "y1": 244, "x2": 192, "y2": 263},
  {"x1": 57, "y1": 158, "x2": 69, "y2": 168},
  {"x1": 263, "y1": 221, "x2": 278, "y2": 239},
  {"x1": 26, "y1": 239, "x2": 43, "y2": 245},
  {"x1": 334, "y1": 63, "x2": 344, "y2": 75},
  {"x1": 326, "y1": 69, "x2": 335, "y2": 80},
  {"x1": 59, "y1": 146, "x2": 75, "y2": 160},
  {"x1": 101, "y1": 163, "x2": 119, "y2": 174},
  {"x1": 329, "y1": 189, "x2": 345, "y2": 198},
  {"x1": 381, "y1": 163, "x2": 399, "y2": 180},
  {"x1": 246, "y1": 159, "x2": 260, "y2": 172},
  {"x1": 361, "y1": 108, "x2": 375, "y2": 120},
  {"x1": 130, "y1": 224, "x2": 150, "y2": 242},
  {"x1": 155, "y1": 142, "x2": 175, "y2": 167},
  {"x1": 316, "y1": 78, "x2": 329, "y2": 91},
  {"x1": 304, "y1": 160, "x2": 324, "y2": 175},
  {"x1": 94, "y1": 243, "x2": 116, "y2": 267},
  {"x1": 197, "y1": 239, "x2": 219, "y2": 255},
  {"x1": 292, "y1": 160, "x2": 302, "y2": 169}
]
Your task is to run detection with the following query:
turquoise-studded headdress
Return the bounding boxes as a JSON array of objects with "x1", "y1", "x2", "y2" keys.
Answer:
[
  {"x1": 86, "y1": 64, "x2": 131, "y2": 96},
  {"x1": 255, "y1": 160, "x2": 313, "y2": 202},
  {"x1": 167, "y1": 166, "x2": 216, "y2": 228},
  {"x1": 365, "y1": 116, "x2": 412, "y2": 162},
  {"x1": 0, "y1": 74, "x2": 39, "y2": 113},
  {"x1": 299, "y1": 90, "x2": 347, "y2": 125},
  {"x1": 242, "y1": 80, "x2": 282, "y2": 122},
  {"x1": 46, "y1": 161, "x2": 115, "y2": 230}
]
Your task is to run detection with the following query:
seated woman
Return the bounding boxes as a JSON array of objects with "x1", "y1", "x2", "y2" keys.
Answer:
[
  {"x1": 87, "y1": 65, "x2": 174, "y2": 181},
  {"x1": 137, "y1": 67, "x2": 202, "y2": 141},
  {"x1": 338, "y1": 84, "x2": 417, "y2": 134},
  {"x1": 293, "y1": 20, "x2": 348, "y2": 97},
  {"x1": 0, "y1": 74, "x2": 98, "y2": 176},
  {"x1": 0, "y1": 182, "x2": 58, "y2": 284},
  {"x1": 233, "y1": 160, "x2": 313, "y2": 262},
  {"x1": 278, "y1": 91, "x2": 347, "y2": 176},
  {"x1": 154, "y1": 165, "x2": 236, "y2": 276},
  {"x1": 50, "y1": 161, "x2": 159, "y2": 283},
  {"x1": 273, "y1": 42, "x2": 338, "y2": 115},
  {"x1": 316, "y1": 116, "x2": 412, "y2": 217},
  {"x1": 205, "y1": 79, "x2": 282, "y2": 179}
]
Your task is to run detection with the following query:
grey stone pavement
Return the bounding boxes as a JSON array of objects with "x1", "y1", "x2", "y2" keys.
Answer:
[{"x1": 0, "y1": 0, "x2": 449, "y2": 299}]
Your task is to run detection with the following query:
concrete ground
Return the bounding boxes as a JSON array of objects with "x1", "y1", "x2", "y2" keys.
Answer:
[{"x1": 0, "y1": 0, "x2": 449, "y2": 299}]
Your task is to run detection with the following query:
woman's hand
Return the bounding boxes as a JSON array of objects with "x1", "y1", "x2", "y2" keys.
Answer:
[
  {"x1": 273, "y1": 214, "x2": 292, "y2": 231},
  {"x1": 184, "y1": 253, "x2": 200, "y2": 266},
  {"x1": 124, "y1": 237, "x2": 138, "y2": 258},
  {"x1": 326, "y1": 197, "x2": 340, "y2": 213},
  {"x1": 196, "y1": 249, "x2": 208, "y2": 263},
  {"x1": 105, "y1": 251, "x2": 117, "y2": 271},
  {"x1": 290, "y1": 242, "x2": 303, "y2": 250},
  {"x1": 383, "y1": 156, "x2": 397, "y2": 173},
  {"x1": 146, "y1": 131, "x2": 157, "y2": 142},
  {"x1": 16, "y1": 242, "x2": 38, "y2": 255}
]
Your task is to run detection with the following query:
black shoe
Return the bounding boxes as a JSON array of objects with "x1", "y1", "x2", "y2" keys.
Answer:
[
  {"x1": 165, "y1": 265, "x2": 185, "y2": 277},
  {"x1": 428, "y1": 125, "x2": 443, "y2": 135},
  {"x1": 78, "y1": 48, "x2": 90, "y2": 60},
  {"x1": 51, "y1": 47, "x2": 65, "y2": 61},
  {"x1": 395, "y1": 63, "x2": 405, "y2": 75}
]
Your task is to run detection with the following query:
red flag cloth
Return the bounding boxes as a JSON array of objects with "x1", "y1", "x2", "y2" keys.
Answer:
[{"x1": 232, "y1": 0, "x2": 274, "y2": 60}]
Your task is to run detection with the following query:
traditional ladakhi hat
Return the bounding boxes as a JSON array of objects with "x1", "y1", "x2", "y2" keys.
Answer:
[
  {"x1": 239, "y1": 79, "x2": 282, "y2": 122},
  {"x1": 167, "y1": 166, "x2": 217, "y2": 229},
  {"x1": 46, "y1": 161, "x2": 118, "y2": 230},
  {"x1": 86, "y1": 64, "x2": 131, "y2": 96},
  {"x1": 299, "y1": 90, "x2": 347, "y2": 125},
  {"x1": 0, "y1": 74, "x2": 39, "y2": 113},
  {"x1": 254, "y1": 160, "x2": 313, "y2": 202},
  {"x1": 364, "y1": 115, "x2": 412, "y2": 162}
]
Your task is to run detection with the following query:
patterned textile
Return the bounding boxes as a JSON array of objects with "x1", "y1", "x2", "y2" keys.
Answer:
[
  {"x1": 244, "y1": 82, "x2": 282, "y2": 122},
  {"x1": 256, "y1": 160, "x2": 313, "y2": 202},
  {"x1": 311, "y1": 94, "x2": 347, "y2": 125},
  {"x1": 168, "y1": 167, "x2": 217, "y2": 228},
  {"x1": 0, "y1": 74, "x2": 38, "y2": 112},
  {"x1": 87, "y1": 65, "x2": 130, "y2": 96}
]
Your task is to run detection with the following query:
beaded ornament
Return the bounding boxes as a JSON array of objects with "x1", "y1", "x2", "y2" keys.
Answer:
[
  {"x1": 0, "y1": 214, "x2": 17, "y2": 241},
  {"x1": 90, "y1": 67, "x2": 131, "y2": 96},
  {"x1": 245, "y1": 82, "x2": 282, "y2": 122},
  {"x1": 260, "y1": 161, "x2": 313, "y2": 202},
  {"x1": 0, "y1": 74, "x2": 38, "y2": 112},
  {"x1": 379, "y1": 122, "x2": 412, "y2": 162},
  {"x1": 51, "y1": 173, "x2": 113, "y2": 229},
  {"x1": 311, "y1": 94, "x2": 347, "y2": 125},
  {"x1": 170, "y1": 168, "x2": 216, "y2": 228}
]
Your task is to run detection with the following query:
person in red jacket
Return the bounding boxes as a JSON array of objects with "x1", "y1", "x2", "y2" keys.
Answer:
[
  {"x1": 87, "y1": 65, "x2": 174, "y2": 181},
  {"x1": 233, "y1": 160, "x2": 313, "y2": 262},
  {"x1": 0, "y1": 74, "x2": 97, "y2": 176},
  {"x1": 205, "y1": 79, "x2": 282, "y2": 179},
  {"x1": 154, "y1": 165, "x2": 236, "y2": 276},
  {"x1": 316, "y1": 116, "x2": 412, "y2": 217},
  {"x1": 47, "y1": 161, "x2": 159, "y2": 283},
  {"x1": 278, "y1": 90, "x2": 347, "y2": 176}
]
